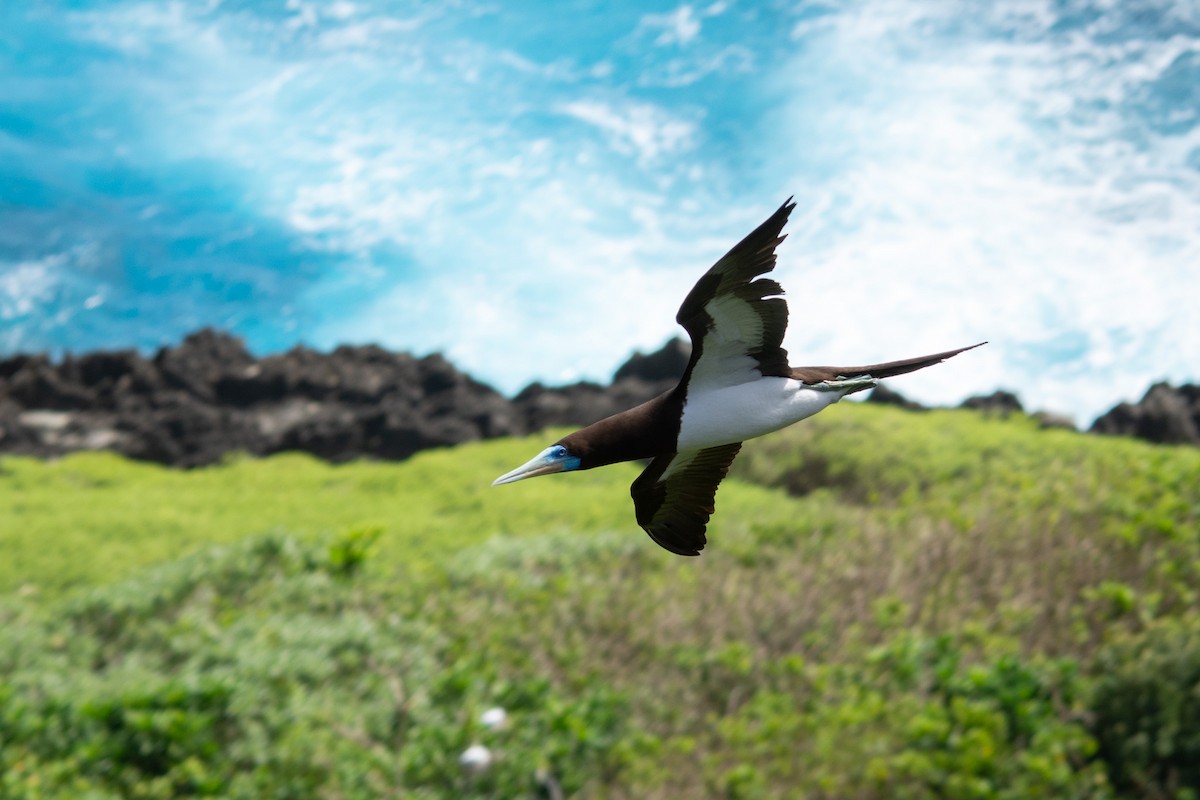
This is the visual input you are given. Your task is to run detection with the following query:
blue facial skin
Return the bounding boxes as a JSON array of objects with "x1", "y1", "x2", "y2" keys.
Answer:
[{"x1": 549, "y1": 445, "x2": 582, "y2": 472}]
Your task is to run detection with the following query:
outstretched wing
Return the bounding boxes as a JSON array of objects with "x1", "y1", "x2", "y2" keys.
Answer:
[
  {"x1": 630, "y1": 443, "x2": 743, "y2": 556},
  {"x1": 789, "y1": 342, "x2": 989, "y2": 385},
  {"x1": 675, "y1": 199, "x2": 796, "y2": 393}
]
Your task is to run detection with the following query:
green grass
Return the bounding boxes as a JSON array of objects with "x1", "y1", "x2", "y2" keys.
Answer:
[
  {"x1": 0, "y1": 431, "x2": 811, "y2": 596},
  {"x1": 2, "y1": 403, "x2": 1200, "y2": 799}
]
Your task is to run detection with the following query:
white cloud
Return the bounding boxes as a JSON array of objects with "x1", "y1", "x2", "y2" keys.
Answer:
[
  {"x1": 0, "y1": 257, "x2": 61, "y2": 321},
  {"x1": 0, "y1": 251, "x2": 110, "y2": 353},
  {"x1": 557, "y1": 100, "x2": 697, "y2": 163},
  {"x1": 768, "y1": 0, "x2": 1200, "y2": 423},
  {"x1": 636, "y1": 44, "x2": 754, "y2": 88},
  {"x1": 326, "y1": 2, "x2": 357, "y2": 21},
  {"x1": 285, "y1": 0, "x2": 319, "y2": 31},
  {"x1": 310, "y1": 175, "x2": 722, "y2": 393},
  {"x1": 641, "y1": 5, "x2": 702, "y2": 46},
  {"x1": 313, "y1": 14, "x2": 427, "y2": 50}
]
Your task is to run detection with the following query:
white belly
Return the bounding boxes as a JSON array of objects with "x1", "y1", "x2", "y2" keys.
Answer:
[{"x1": 677, "y1": 377, "x2": 842, "y2": 451}]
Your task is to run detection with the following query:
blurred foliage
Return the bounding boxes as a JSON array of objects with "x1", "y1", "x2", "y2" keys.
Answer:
[
  {"x1": 1092, "y1": 621, "x2": 1200, "y2": 799},
  {"x1": 0, "y1": 535, "x2": 630, "y2": 799},
  {"x1": 1, "y1": 402, "x2": 1199, "y2": 797},
  {"x1": 0, "y1": 437, "x2": 809, "y2": 596}
]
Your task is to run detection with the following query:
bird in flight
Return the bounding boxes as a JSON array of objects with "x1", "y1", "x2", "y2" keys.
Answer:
[{"x1": 493, "y1": 198, "x2": 984, "y2": 555}]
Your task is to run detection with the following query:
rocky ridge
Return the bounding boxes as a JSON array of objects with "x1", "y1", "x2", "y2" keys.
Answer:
[
  {"x1": 1, "y1": 330, "x2": 1196, "y2": 466},
  {"x1": 0, "y1": 330, "x2": 687, "y2": 467}
]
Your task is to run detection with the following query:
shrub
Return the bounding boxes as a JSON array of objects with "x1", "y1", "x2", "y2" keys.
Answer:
[
  {"x1": 0, "y1": 533, "x2": 635, "y2": 800},
  {"x1": 1091, "y1": 621, "x2": 1200, "y2": 798}
]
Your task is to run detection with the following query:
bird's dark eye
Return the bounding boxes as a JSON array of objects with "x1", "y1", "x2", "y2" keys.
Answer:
[{"x1": 553, "y1": 446, "x2": 567, "y2": 458}]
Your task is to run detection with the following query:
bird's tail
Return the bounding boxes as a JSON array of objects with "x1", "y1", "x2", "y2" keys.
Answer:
[{"x1": 790, "y1": 342, "x2": 986, "y2": 393}]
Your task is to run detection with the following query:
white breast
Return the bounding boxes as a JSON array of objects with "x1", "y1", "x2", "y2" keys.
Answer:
[{"x1": 676, "y1": 377, "x2": 842, "y2": 451}]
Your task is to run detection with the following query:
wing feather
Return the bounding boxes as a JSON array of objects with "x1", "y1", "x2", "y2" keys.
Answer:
[
  {"x1": 789, "y1": 343, "x2": 989, "y2": 385},
  {"x1": 630, "y1": 443, "x2": 743, "y2": 556},
  {"x1": 675, "y1": 200, "x2": 796, "y2": 392}
]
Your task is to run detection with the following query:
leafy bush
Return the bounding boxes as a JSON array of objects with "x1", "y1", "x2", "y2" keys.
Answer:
[
  {"x1": 701, "y1": 634, "x2": 1109, "y2": 800},
  {"x1": 326, "y1": 523, "x2": 384, "y2": 578},
  {"x1": 1091, "y1": 621, "x2": 1200, "y2": 798},
  {"x1": 0, "y1": 533, "x2": 634, "y2": 799}
]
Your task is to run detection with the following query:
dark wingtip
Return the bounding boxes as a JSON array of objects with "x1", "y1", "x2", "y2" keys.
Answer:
[
  {"x1": 941, "y1": 341, "x2": 987, "y2": 361},
  {"x1": 950, "y1": 341, "x2": 988, "y2": 360},
  {"x1": 797, "y1": 341, "x2": 989, "y2": 384},
  {"x1": 778, "y1": 196, "x2": 797, "y2": 219},
  {"x1": 643, "y1": 525, "x2": 704, "y2": 557}
]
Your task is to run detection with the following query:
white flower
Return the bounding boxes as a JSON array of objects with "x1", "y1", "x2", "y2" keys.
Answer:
[
  {"x1": 459, "y1": 743, "x2": 493, "y2": 773},
  {"x1": 480, "y1": 706, "x2": 508, "y2": 730}
]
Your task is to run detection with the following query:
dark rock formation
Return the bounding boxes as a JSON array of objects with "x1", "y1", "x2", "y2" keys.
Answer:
[
  {"x1": 1090, "y1": 383, "x2": 1200, "y2": 446},
  {"x1": 872, "y1": 385, "x2": 1077, "y2": 431},
  {"x1": 613, "y1": 338, "x2": 690, "y2": 383},
  {"x1": 4, "y1": 329, "x2": 1196, "y2": 465},
  {"x1": 960, "y1": 390, "x2": 1079, "y2": 431},
  {"x1": 0, "y1": 330, "x2": 687, "y2": 467},
  {"x1": 1031, "y1": 411, "x2": 1077, "y2": 432},
  {"x1": 514, "y1": 339, "x2": 689, "y2": 432},
  {"x1": 960, "y1": 390, "x2": 1024, "y2": 416},
  {"x1": 865, "y1": 384, "x2": 927, "y2": 411}
]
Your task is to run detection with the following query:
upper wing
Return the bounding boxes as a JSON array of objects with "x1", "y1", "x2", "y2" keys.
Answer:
[
  {"x1": 675, "y1": 199, "x2": 796, "y2": 392},
  {"x1": 630, "y1": 443, "x2": 743, "y2": 556},
  {"x1": 789, "y1": 343, "x2": 989, "y2": 385}
]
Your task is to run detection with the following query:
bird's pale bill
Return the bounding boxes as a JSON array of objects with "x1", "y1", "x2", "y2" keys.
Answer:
[{"x1": 491, "y1": 445, "x2": 580, "y2": 485}]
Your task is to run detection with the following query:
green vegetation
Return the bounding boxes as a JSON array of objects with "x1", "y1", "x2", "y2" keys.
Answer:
[{"x1": 2, "y1": 402, "x2": 1199, "y2": 798}]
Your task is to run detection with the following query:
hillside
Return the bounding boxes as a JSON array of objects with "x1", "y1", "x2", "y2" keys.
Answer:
[{"x1": 2, "y1": 403, "x2": 1198, "y2": 798}]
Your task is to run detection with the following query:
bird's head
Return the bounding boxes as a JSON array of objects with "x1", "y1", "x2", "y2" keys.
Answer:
[{"x1": 491, "y1": 443, "x2": 582, "y2": 486}]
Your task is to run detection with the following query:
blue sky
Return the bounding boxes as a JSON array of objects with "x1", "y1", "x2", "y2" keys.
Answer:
[{"x1": 2, "y1": 0, "x2": 1198, "y2": 424}]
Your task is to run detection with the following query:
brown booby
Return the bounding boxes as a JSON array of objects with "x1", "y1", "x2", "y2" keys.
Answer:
[{"x1": 492, "y1": 199, "x2": 984, "y2": 556}]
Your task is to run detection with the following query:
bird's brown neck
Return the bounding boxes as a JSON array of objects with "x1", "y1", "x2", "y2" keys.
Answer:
[{"x1": 557, "y1": 390, "x2": 682, "y2": 469}]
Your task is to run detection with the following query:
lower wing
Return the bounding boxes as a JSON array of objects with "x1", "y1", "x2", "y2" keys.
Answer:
[{"x1": 630, "y1": 443, "x2": 743, "y2": 556}]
